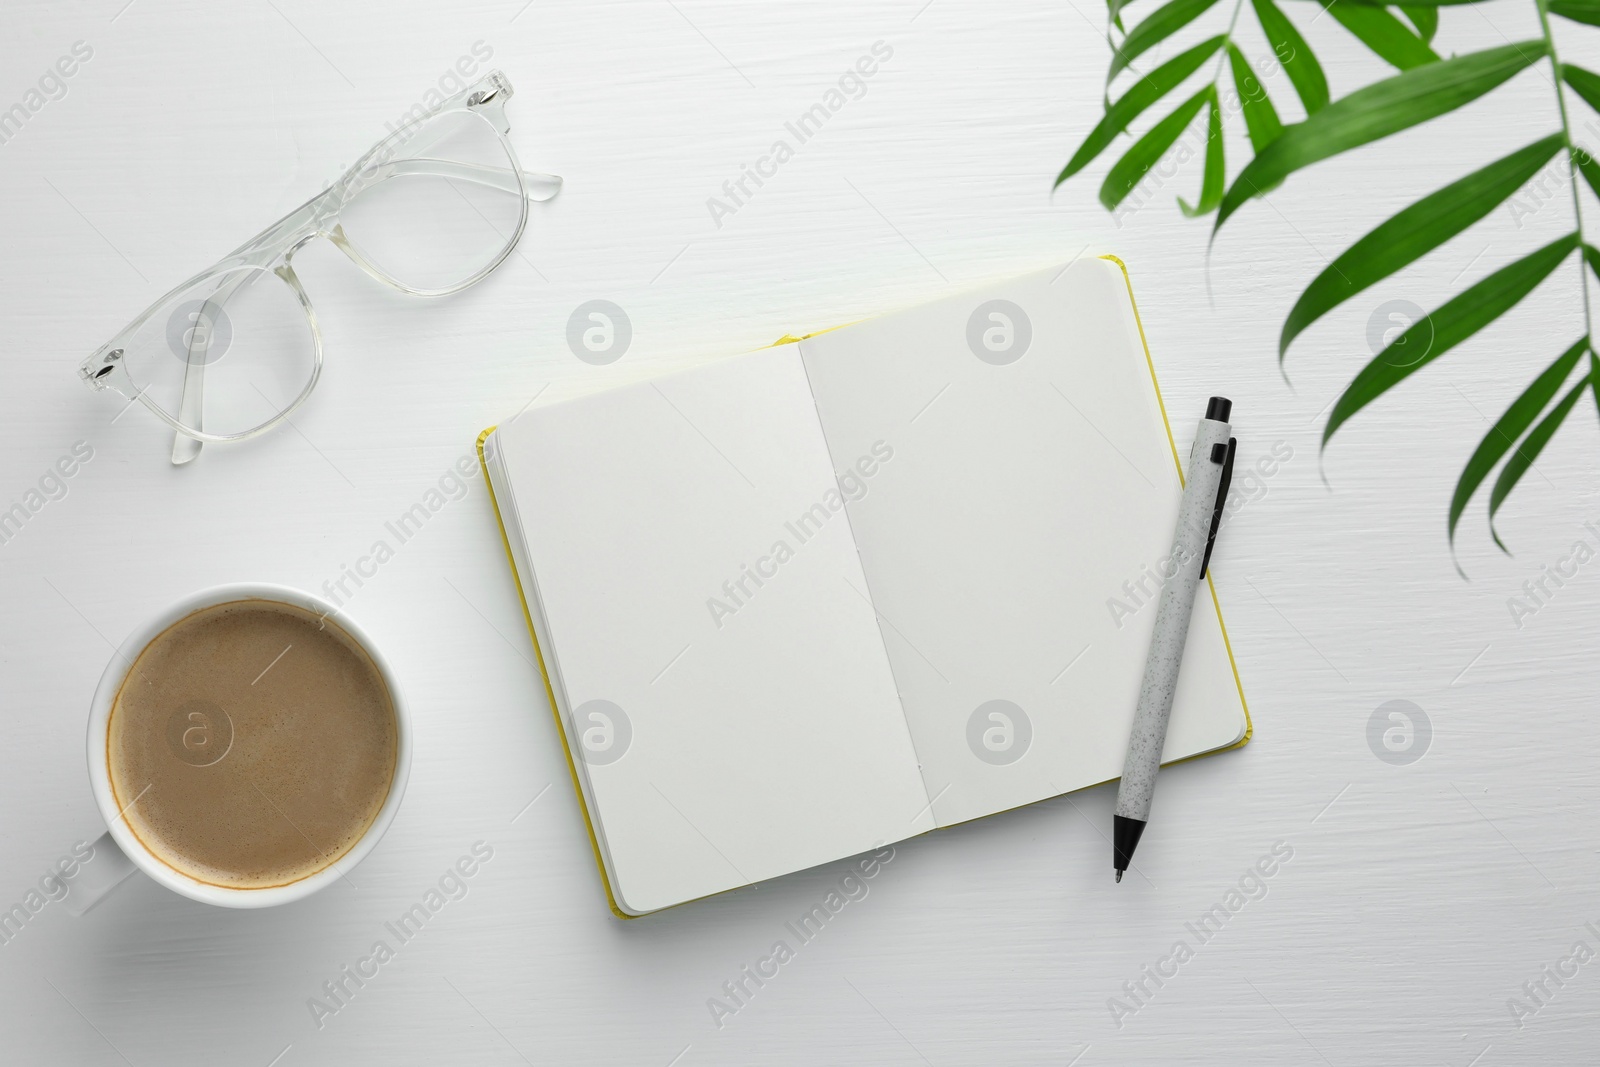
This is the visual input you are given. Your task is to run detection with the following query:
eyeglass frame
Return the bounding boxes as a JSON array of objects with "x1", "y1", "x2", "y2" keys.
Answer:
[{"x1": 77, "y1": 69, "x2": 559, "y2": 463}]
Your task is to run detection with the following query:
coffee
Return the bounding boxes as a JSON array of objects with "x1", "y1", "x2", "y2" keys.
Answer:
[{"x1": 107, "y1": 599, "x2": 397, "y2": 889}]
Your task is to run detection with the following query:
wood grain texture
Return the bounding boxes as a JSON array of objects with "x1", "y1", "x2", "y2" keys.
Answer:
[{"x1": 3, "y1": 0, "x2": 1599, "y2": 1063}]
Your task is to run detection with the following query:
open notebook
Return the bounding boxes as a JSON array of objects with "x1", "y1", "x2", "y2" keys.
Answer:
[{"x1": 479, "y1": 258, "x2": 1249, "y2": 916}]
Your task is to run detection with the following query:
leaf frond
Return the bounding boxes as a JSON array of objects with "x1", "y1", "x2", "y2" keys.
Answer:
[
  {"x1": 1449, "y1": 337, "x2": 1588, "y2": 543},
  {"x1": 1218, "y1": 41, "x2": 1548, "y2": 233},
  {"x1": 1282, "y1": 135, "x2": 1566, "y2": 359},
  {"x1": 1323, "y1": 232, "x2": 1578, "y2": 446},
  {"x1": 1489, "y1": 374, "x2": 1592, "y2": 551}
]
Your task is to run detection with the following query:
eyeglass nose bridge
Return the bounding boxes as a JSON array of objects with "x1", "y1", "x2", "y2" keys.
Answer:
[{"x1": 283, "y1": 229, "x2": 326, "y2": 263}]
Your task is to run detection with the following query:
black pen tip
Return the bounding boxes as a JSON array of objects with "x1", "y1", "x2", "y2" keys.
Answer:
[
  {"x1": 1113, "y1": 814, "x2": 1147, "y2": 875},
  {"x1": 1114, "y1": 869, "x2": 1123, "y2": 883}
]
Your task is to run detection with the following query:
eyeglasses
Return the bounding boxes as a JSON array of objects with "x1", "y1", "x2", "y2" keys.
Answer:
[{"x1": 78, "y1": 70, "x2": 559, "y2": 464}]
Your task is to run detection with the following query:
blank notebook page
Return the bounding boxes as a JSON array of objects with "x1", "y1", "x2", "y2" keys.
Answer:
[
  {"x1": 492, "y1": 344, "x2": 934, "y2": 915},
  {"x1": 797, "y1": 259, "x2": 1248, "y2": 828}
]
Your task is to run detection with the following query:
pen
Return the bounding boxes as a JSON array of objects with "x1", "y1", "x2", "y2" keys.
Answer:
[{"x1": 1113, "y1": 396, "x2": 1236, "y2": 882}]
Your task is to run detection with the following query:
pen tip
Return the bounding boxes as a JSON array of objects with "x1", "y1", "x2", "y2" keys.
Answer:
[{"x1": 1114, "y1": 869, "x2": 1123, "y2": 883}]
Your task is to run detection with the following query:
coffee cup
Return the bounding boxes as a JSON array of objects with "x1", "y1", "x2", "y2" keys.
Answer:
[{"x1": 66, "y1": 583, "x2": 411, "y2": 912}]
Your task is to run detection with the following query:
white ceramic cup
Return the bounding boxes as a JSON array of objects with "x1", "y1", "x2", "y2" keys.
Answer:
[{"x1": 67, "y1": 583, "x2": 411, "y2": 912}]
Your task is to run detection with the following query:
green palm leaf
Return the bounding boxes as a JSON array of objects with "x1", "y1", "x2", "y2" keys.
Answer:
[
  {"x1": 1577, "y1": 152, "x2": 1600, "y2": 200},
  {"x1": 1229, "y1": 44, "x2": 1285, "y2": 151},
  {"x1": 1399, "y1": 5, "x2": 1439, "y2": 42},
  {"x1": 1280, "y1": 0, "x2": 1502, "y2": 6},
  {"x1": 1252, "y1": 0, "x2": 1330, "y2": 114},
  {"x1": 1109, "y1": 0, "x2": 1156, "y2": 27},
  {"x1": 1323, "y1": 232, "x2": 1579, "y2": 444},
  {"x1": 1550, "y1": 0, "x2": 1600, "y2": 26},
  {"x1": 1586, "y1": 248, "x2": 1600, "y2": 419},
  {"x1": 1110, "y1": 0, "x2": 1223, "y2": 82},
  {"x1": 1324, "y1": 0, "x2": 1440, "y2": 69},
  {"x1": 1180, "y1": 88, "x2": 1226, "y2": 215},
  {"x1": 1059, "y1": 36, "x2": 1226, "y2": 185},
  {"x1": 1062, "y1": 0, "x2": 1598, "y2": 554},
  {"x1": 1449, "y1": 337, "x2": 1588, "y2": 543},
  {"x1": 1218, "y1": 41, "x2": 1547, "y2": 230},
  {"x1": 1489, "y1": 374, "x2": 1592, "y2": 549},
  {"x1": 1562, "y1": 63, "x2": 1600, "y2": 113},
  {"x1": 1100, "y1": 87, "x2": 1212, "y2": 209},
  {"x1": 1281, "y1": 134, "x2": 1565, "y2": 359}
]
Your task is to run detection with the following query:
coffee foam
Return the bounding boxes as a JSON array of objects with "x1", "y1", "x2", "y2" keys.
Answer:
[{"x1": 107, "y1": 599, "x2": 397, "y2": 889}]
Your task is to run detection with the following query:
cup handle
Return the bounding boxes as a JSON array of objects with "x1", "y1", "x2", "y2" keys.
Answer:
[{"x1": 62, "y1": 832, "x2": 139, "y2": 917}]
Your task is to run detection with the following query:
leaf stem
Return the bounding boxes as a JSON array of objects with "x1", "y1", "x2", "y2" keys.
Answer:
[
  {"x1": 1533, "y1": 0, "x2": 1594, "y2": 344},
  {"x1": 1213, "y1": 0, "x2": 1249, "y2": 79},
  {"x1": 1200, "y1": 0, "x2": 1249, "y2": 300}
]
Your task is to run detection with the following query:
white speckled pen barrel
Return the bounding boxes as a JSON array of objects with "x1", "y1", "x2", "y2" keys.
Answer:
[{"x1": 1113, "y1": 404, "x2": 1233, "y2": 874}]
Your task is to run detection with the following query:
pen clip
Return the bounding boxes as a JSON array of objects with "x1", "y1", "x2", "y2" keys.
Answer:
[{"x1": 1199, "y1": 437, "x2": 1236, "y2": 579}]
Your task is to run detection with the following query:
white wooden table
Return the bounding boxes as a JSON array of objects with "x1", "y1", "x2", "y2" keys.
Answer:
[{"x1": 4, "y1": 1, "x2": 1598, "y2": 1063}]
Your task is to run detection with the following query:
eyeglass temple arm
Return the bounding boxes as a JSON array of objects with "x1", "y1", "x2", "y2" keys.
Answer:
[
  {"x1": 227, "y1": 161, "x2": 559, "y2": 263},
  {"x1": 364, "y1": 159, "x2": 562, "y2": 201},
  {"x1": 170, "y1": 270, "x2": 261, "y2": 465},
  {"x1": 372, "y1": 104, "x2": 560, "y2": 201}
]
